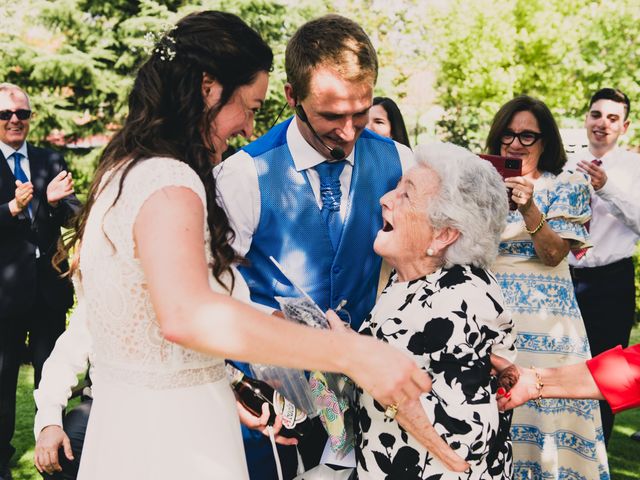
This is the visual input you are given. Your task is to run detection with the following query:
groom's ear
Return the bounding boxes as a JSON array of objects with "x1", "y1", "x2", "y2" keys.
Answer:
[{"x1": 284, "y1": 83, "x2": 297, "y2": 109}]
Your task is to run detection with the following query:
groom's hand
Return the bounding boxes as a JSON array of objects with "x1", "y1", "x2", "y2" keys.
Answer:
[
  {"x1": 34, "y1": 425, "x2": 73, "y2": 474},
  {"x1": 236, "y1": 401, "x2": 298, "y2": 446}
]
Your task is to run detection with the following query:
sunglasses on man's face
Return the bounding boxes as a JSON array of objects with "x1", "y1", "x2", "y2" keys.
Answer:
[{"x1": 0, "y1": 109, "x2": 32, "y2": 121}]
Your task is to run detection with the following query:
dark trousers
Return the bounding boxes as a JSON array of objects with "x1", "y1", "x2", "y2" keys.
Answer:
[
  {"x1": 40, "y1": 398, "x2": 92, "y2": 480},
  {"x1": 0, "y1": 289, "x2": 66, "y2": 470},
  {"x1": 244, "y1": 416, "x2": 328, "y2": 480},
  {"x1": 571, "y1": 257, "x2": 636, "y2": 445}
]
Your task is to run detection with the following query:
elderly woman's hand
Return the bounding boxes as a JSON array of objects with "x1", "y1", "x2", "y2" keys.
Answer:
[
  {"x1": 505, "y1": 176, "x2": 535, "y2": 213},
  {"x1": 396, "y1": 400, "x2": 470, "y2": 472}
]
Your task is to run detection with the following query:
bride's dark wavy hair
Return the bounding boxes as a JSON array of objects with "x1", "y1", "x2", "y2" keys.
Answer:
[{"x1": 56, "y1": 11, "x2": 273, "y2": 290}]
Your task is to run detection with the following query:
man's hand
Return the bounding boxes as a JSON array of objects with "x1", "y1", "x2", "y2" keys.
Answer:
[
  {"x1": 10, "y1": 179, "x2": 33, "y2": 215},
  {"x1": 47, "y1": 170, "x2": 75, "y2": 207},
  {"x1": 34, "y1": 425, "x2": 73, "y2": 475},
  {"x1": 236, "y1": 401, "x2": 298, "y2": 446},
  {"x1": 577, "y1": 160, "x2": 608, "y2": 191}
]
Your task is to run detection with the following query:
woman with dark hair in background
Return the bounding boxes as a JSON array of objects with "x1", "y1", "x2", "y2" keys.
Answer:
[
  {"x1": 367, "y1": 96, "x2": 411, "y2": 148},
  {"x1": 47, "y1": 11, "x2": 429, "y2": 479},
  {"x1": 486, "y1": 95, "x2": 609, "y2": 479},
  {"x1": 368, "y1": 97, "x2": 412, "y2": 294}
]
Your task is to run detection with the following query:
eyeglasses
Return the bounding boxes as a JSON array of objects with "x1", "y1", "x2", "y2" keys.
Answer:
[
  {"x1": 500, "y1": 130, "x2": 542, "y2": 147},
  {"x1": 0, "y1": 109, "x2": 32, "y2": 121}
]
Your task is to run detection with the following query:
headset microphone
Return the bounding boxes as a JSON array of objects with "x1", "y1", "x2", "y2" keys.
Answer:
[{"x1": 295, "y1": 105, "x2": 346, "y2": 161}]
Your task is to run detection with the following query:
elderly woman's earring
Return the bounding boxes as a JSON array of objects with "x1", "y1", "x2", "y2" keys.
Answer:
[{"x1": 426, "y1": 248, "x2": 434, "y2": 256}]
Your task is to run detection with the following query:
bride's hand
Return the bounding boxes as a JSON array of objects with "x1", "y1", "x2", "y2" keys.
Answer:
[
  {"x1": 336, "y1": 323, "x2": 432, "y2": 410},
  {"x1": 235, "y1": 401, "x2": 298, "y2": 446}
]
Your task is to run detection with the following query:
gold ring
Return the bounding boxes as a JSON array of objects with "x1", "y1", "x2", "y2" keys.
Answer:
[
  {"x1": 517, "y1": 191, "x2": 522, "y2": 198},
  {"x1": 384, "y1": 403, "x2": 399, "y2": 419}
]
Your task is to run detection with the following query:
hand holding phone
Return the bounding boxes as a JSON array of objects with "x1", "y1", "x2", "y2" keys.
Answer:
[{"x1": 478, "y1": 154, "x2": 523, "y2": 210}]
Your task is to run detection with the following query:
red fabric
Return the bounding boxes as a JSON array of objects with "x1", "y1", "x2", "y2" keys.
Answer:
[{"x1": 586, "y1": 344, "x2": 640, "y2": 413}]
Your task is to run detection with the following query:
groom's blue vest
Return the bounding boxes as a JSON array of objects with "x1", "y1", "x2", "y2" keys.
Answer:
[{"x1": 239, "y1": 117, "x2": 402, "y2": 331}]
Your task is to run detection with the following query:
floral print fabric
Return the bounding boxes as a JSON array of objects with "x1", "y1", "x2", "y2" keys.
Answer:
[{"x1": 357, "y1": 265, "x2": 516, "y2": 479}]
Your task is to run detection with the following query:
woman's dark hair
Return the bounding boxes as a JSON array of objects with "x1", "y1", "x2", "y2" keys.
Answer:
[
  {"x1": 372, "y1": 96, "x2": 411, "y2": 148},
  {"x1": 485, "y1": 95, "x2": 566, "y2": 175},
  {"x1": 56, "y1": 11, "x2": 273, "y2": 290}
]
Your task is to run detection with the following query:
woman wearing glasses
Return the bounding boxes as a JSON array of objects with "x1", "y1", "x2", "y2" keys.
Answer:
[{"x1": 485, "y1": 96, "x2": 609, "y2": 480}]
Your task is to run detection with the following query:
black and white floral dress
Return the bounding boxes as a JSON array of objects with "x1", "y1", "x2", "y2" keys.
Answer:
[{"x1": 356, "y1": 265, "x2": 516, "y2": 480}]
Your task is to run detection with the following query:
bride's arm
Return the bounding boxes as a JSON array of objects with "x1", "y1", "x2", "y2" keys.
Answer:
[{"x1": 133, "y1": 186, "x2": 430, "y2": 407}]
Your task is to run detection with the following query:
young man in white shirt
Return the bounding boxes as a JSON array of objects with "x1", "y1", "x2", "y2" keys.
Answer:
[{"x1": 567, "y1": 88, "x2": 640, "y2": 445}]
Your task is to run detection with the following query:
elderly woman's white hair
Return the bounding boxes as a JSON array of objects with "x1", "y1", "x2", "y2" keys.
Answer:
[{"x1": 414, "y1": 142, "x2": 508, "y2": 268}]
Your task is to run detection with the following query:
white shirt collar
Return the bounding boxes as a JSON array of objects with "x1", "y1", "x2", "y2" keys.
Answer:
[
  {"x1": 0, "y1": 140, "x2": 28, "y2": 161},
  {"x1": 285, "y1": 116, "x2": 355, "y2": 172},
  {"x1": 586, "y1": 145, "x2": 622, "y2": 162}
]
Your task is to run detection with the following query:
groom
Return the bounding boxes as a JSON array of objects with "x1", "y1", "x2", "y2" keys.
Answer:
[
  {"x1": 32, "y1": 14, "x2": 414, "y2": 480},
  {"x1": 215, "y1": 14, "x2": 413, "y2": 479}
]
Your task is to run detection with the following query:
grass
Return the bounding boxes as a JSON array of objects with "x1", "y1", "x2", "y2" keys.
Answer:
[
  {"x1": 9, "y1": 331, "x2": 640, "y2": 479},
  {"x1": 606, "y1": 325, "x2": 640, "y2": 479},
  {"x1": 10, "y1": 368, "x2": 80, "y2": 480}
]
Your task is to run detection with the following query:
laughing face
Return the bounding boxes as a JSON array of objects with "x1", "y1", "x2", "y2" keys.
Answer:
[
  {"x1": 0, "y1": 89, "x2": 30, "y2": 150},
  {"x1": 374, "y1": 165, "x2": 439, "y2": 274},
  {"x1": 286, "y1": 66, "x2": 373, "y2": 159},
  {"x1": 585, "y1": 99, "x2": 629, "y2": 156},
  {"x1": 202, "y1": 71, "x2": 269, "y2": 164}
]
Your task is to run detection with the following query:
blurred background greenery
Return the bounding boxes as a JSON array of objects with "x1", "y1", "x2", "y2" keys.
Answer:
[{"x1": 2, "y1": 0, "x2": 640, "y2": 178}]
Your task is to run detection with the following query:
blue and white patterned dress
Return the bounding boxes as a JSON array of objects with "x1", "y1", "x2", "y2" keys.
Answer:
[{"x1": 492, "y1": 171, "x2": 610, "y2": 480}]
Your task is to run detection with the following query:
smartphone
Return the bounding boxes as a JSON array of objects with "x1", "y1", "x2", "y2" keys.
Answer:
[
  {"x1": 478, "y1": 154, "x2": 522, "y2": 179},
  {"x1": 478, "y1": 154, "x2": 522, "y2": 210}
]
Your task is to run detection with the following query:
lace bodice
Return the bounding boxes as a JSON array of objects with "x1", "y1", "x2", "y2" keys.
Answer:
[{"x1": 79, "y1": 157, "x2": 241, "y2": 389}]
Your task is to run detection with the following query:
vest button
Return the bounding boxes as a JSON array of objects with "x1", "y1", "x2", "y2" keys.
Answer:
[{"x1": 332, "y1": 266, "x2": 341, "y2": 274}]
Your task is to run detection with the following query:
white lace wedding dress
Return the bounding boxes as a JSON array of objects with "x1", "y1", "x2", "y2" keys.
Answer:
[{"x1": 76, "y1": 157, "x2": 249, "y2": 479}]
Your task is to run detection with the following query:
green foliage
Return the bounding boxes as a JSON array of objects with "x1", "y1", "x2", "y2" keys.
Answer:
[
  {"x1": 0, "y1": 0, "x2": 325, "y2": 189},
  {"x1": 428, "y1": 0, "x2": 640, "y2": 150},
  {"x1": 635, "y1": 245, "x2": 640, "y2": 322}
]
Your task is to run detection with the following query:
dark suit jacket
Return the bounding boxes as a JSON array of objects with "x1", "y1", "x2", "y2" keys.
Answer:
[{"x1": 0, "y1": 143, "x2": 82, "y2": 318}]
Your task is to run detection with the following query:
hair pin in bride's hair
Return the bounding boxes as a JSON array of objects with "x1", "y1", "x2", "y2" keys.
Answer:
[{"x1": 143, "y1": 24, "x2": 178, "y2": 61}]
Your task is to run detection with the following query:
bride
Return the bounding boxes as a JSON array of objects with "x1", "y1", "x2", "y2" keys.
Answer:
[{"x1": 55, "y1": 11, "x2": 430, "y2": 479}]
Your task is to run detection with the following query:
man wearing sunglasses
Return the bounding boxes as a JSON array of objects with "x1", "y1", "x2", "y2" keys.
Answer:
[{"x1": 0, "y1": 83, "x2": 81, "y2": 480}]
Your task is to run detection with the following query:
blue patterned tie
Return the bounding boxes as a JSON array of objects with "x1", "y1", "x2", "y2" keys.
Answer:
[
  {"x1": 12, "y1": 152, "x2": 32, "y2": 218},
  {"x1": 315, "y1": 161, "x2": 347, "y2": 251}
]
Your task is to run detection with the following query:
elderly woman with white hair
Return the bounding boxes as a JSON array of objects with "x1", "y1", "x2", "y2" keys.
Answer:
[{"x1": 355, "y1": 143, "x2": 517, "y2": 480}]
